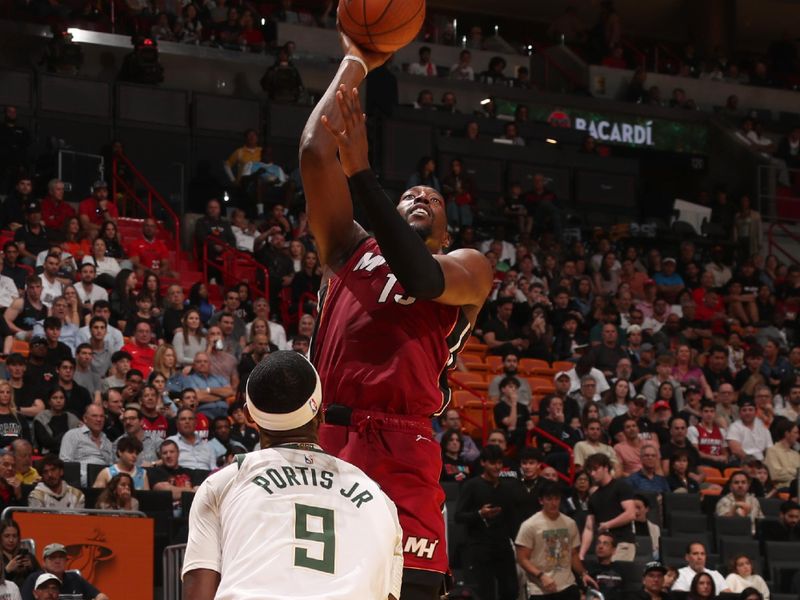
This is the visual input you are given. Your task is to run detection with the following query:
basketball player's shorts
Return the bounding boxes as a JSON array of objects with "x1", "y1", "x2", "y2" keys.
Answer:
[{"x1": 319, "y1": 408, "x2": 448, "y2": 577}]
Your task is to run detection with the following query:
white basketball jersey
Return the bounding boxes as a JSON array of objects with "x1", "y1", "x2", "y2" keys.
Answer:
[{"x1": 182, "y1": 444, "x2": 403, "y2": 600}]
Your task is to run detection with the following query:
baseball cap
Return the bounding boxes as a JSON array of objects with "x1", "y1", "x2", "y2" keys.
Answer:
[
  {"x1": 653, "y1": 400, "x2": 671, "y2": 411},
  {"x1": 554, "y1": 371, "x2": 571, "y2": 381},
  {"x1": 42, "y1": 543, "x2": 67, "y2": 559},
  {"x1": 643, "y1": 561, "x2": 667, "y2": 576},
  {"x1": 640, "y1": 342, "x2": 654, "y2": 352},
  {"x1": 632, "y1": 394, "x2": 647, "y2": 405},
  {"x1": 35, "y1": 573, "x2": 61, "y2": 589},
  {"x1": 30, "y1": 335, "x2": 47, "y2": 346},
  {"x1": 93, "y1": 180, "x2": 108, "y2": 189},
  {"x1": 663, "y1": 257, "x2": 677, "y2": 264},
  {"x1": 627, "y1": 324, "x2": 642, "y2": 334},
  {"x1": 24, "y1": 200, "x2": 41, "y2": 214},
  {"x1": 686, "y1": 384, "x2": 702, "y2": 394}
]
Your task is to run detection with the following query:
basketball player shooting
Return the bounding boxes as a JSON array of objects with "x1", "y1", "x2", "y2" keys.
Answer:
[
  {"x1": 181, "y1": 351, "x2": 404, "y2": 600},
  {"x1": 299, "y1": 36, "x2": 493, "y2": 600}
]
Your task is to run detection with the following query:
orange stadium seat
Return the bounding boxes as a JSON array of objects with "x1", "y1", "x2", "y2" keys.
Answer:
[
  {"x1": 485, "y1": 356, "x2": 503, "y2": 373},
  {"x1": 450, "y1": 390, "x2": 474, "y2": 409},
  {"x1": 463, "y1": 338, "x2": 488, "y2": 355},
  {"x1": 518, "y1": 358, "x2": 550, "y2": 375},
  {"x1": 451, "y1": 372, "x2": 489, "y2": 392},
  {"x1": 10, "y1": 339, "x2": 29, "y2": 357},
  {"x1": 460, "y1": 353, "x2": 487, "y2": 372},
  {"x1": 551, "y1": 361, "x2": 574, "y2": 373},
  {"x1": 461, "y1": 400, "x2": 496, "y2": 439}
]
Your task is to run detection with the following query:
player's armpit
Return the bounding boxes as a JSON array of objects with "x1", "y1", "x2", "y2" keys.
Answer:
[
  {"x1": 182, "y1": 568, "x2": 220, "y2": 600},
  {"x1": 433, "y1": 249, "x2": 493, "y2": 309}
]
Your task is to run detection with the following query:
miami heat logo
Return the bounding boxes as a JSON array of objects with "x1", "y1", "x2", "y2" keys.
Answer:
[
  {"x1": 65, "y1": 529, "x2": 114, "y2": 584},
  {"x1": 546, "y1": 110, "x2": 572, "y2": 128}
]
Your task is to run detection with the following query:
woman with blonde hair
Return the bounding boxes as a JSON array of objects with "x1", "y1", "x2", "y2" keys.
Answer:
[
  {"x1": 152, "y1": 344, "x2": 184, "y2": 390},
  {"x1": 0, "y1": 382, "x2": 29, "y2": 448}
]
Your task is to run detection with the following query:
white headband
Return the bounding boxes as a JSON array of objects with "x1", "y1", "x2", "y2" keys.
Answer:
[{"x1": 245, "y1": 363, "x2": 322, "y2": 431}]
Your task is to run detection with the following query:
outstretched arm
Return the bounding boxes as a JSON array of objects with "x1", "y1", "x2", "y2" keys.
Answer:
[
  {"x1": 323, "y1": 86, "x2": 492, "y2": 309},
  {"x1": 299, "y1": 34, "x2": 390, "y2": 271}
]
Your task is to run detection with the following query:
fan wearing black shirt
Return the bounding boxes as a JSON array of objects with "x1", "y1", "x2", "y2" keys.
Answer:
[
  {"x1": 587, "y1": 532, "x2": 625, "y2": 600},
  {"x1": 761, "y1": 500, "x2": 800, "y2": 541},
  {"x1": 579, "y1": 453, "x2": 636, "y2": 562},
  {"x1": 609, "y1": 395, "x2": 657, "y2": 444},
  {"x1": 455, "y1": 444, "x2": 519, "y2": 600},
  {"x1": 23, "y1": 338, "x2": 56, "y2": 407},
  {"x1": 40, "y1": 319, "x2": 72, "y2": 369},
  {"x1": 149, "y1": 439, "x2": 199, "y2": 517},
  {"x1": 54, "y1": 358, "x2": 93, "y2": 420}
]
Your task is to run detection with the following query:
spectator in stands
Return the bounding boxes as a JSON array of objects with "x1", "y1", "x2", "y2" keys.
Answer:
[
  {"x1": 40, "y1": 179, "x2": 74, "y2": 231},
  {"x1": 625, "y1": 68, "x2": 649, "y2": 104},
  {"x1": 260, "y1": 44, "x2": 304, "y2": 103},
  {"x1": 628, "y1": 444, "x2": 669, "y2": 493},
  {"x1": 0, "y1": 518, "x2": 38, "y2": 589},
  {"x1": 688, "y1": 400, "x2": 732, "y2": 467},
  {"x1": 500, "y1": 122, "x2": 525, "y2": 146},
  {"x1": 724, "y1": 555, "x2": 770, "y2": 599},
  {"x1": 92, "y1": 435, "x2": 149, "y2": 490},
  {"x1": 408, "y1": 46, "x2": 437, "y2": 77},
  {"x1": 441, "y1": 158, "x2": 476, "y2": 230},
  {"x1": 74, "y1": 264, "x2": 108, "y2": 309},
  {"x1": 95, "y1": 472, "x2": 138, "y2": 512},
  {"x1": 11, "y1": 440, "x2": 36, "y2": 485},
  {"x1": 480, "y1": 56, "x2": 509, "y2": 86},
  {"x1": 2, "y1": 243, "x2": 27, "y2": 292},
  {"x1": 487, "y1": 352, "x2": 531, "y2": 405},
  {"x1": 439, "y1": 429, "x2": 472, "y2": 483},
  {"x1": 113, "y1": 405, "x2": 159, "y2": 466},
  {"x1": 82, "y1": 238, "x2": 121, "y2": 289},
  {"x1": 32, "y1": 387, "x2": 79, "y2": 456},
  {"x1": 455, "y1": 444, "x2": 518, "y2": 600},
  {"x1": 588, "y1": 532, "x2": 626, "y2": 599},
  {"x1": 83, "y1": 319, "x2": 113, "y2": 381},
  {"x1": 0, "y1": 175, "x2": 31, "y2": 231},
  {"x1": 573, "y1": 418, "x2": 619, "y2": 472},
  {"x1": 642, "y1": 355, "x2": 684, "y2": 410},
  {"x1": 1, "y1": 275, "x2": 44, "y2": 353},
  {"x1": 516, "y1": 480, "x2": 595, "y2": 598},
  {"x1": 0, "y1": 450, "x2": 22, "y2": 511},
  {"x1": 194, "y1": 198, "x2": 235, "y2": 284},
  {"x1": 761, "y1": 500, "x2": 800, "y2": 541},
  {"x1": 168, "y1": 408, "x2": 216, "y2": 471},
  {"x1": 640, "y1": 562, "x2": 668, "y2": 600},
  {"x1": 764, "y1": 419, "x2": 800, "y2": 490},
  {"x1": 493, "y1": 377, "x2": 531, "y2": 450},
  {"x1": 666, "y1": 448, "x2": 700, "y2": 493},
  {"x1": 127, "y1": 218, "x2": 172, "y2": 277},
  {"x1": 671, "y1": 542, "x2": 728, "y2": 592},
  {"x1": 579, "y1": 453, "x2": 636, "y2": 561},
  {"x1": 181, "y1": 352, "x2": 234, "y2": 420},
  {"x1": 525, "y1": 173, "x2": 561, "y2": 237},
  {"x1": 449, "y1": 49, "x2": 474, "y2": 81},
  {"x1": 614, "y1": 418, "x2": 648, "y2": 477},
  {"x1": 120, "y1": 319, "x2": 156, "y2": 378},
  {"x1": 27, "y1": 455, "x2": 84, "y2": 509},
  {"x1": 484, "y1": 298, "x2": 527, "y2": 356},
  {"x1": 633, "y1": 495, "x2": 661, "y2": 559},
  {"x1": 149, "y1": 438, "x2": 198, "y2": 517},
  {"x1": 97, "y1": 220, "x2": 127, "y2": 264},
  {"x1": 77, "y1": 180, "x2": 117, "y2": 238},
  {"x1": 0, "y1": 380, "x2": 29, "y2": 449},
  {"x1": 715, "y1": 471, "x2": 764, "y2": 532},
  {"x1": 208, "y1": 416, "x2": 245, "y2": 463},
  {"x1": 13, "y1": 202, "x2": 49, "y2": 267},
  {"x1": 173, "y1": 308, "x2": 207, "y2": 367},
  {"x1": 58, "y1": 404, "x2": 113, "y2": 487},
  {"x1": 434, "y1": 409, "x2": 480, "y2": 462},
  {"x1": 776, "y1": 126, "x2": 800, "y2": 170},
  {"x1": 726, "y1": 397, "x2": 773, "y2": 462},
  {"x1": 687, "y1": 572, "x2": 717, "y2": 600}
]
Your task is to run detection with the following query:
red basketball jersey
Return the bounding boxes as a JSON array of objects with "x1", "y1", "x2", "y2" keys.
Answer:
[
  {"x1": 694, "y1": 423, "x2": 725, "y2": 457},
  {"x1": 311, "y1": 238, "x2": 472, "y2": 418}
]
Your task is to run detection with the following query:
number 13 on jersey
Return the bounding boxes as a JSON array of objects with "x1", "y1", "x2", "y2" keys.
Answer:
[{"x1": 294, "y1": 503, "x2": 335, "y2": 574}]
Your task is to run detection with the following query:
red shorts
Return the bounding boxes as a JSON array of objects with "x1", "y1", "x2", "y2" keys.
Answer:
[{"x1": 319, "y1": 411, "x2": 448, "y2": 576}]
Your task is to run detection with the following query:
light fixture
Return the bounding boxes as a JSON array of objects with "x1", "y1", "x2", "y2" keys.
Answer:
[{"x1": 546, "y1": 138, "x2": 558, "y2": 144}]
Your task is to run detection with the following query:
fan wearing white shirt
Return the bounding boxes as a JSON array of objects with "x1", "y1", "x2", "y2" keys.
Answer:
[
  {"x1": 39, "y1": 254, "x2": 64, "y2": 308},
  {"x1": 0, "y1": 253, "x2": 19, "y2": 309},
  {"x1": 670, "y1": 542, "x2": 730, "y2": 593},
  {"x1": 75, "y1": 263, "x2": 109, "y2": 307}
]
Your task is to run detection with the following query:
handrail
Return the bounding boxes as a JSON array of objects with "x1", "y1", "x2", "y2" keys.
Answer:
[
  {"x1": 2, "y1": 506, "x2": 148, "y2": 519},
  {"x1": 620, "y1": 38, "x2": 646, "y2": 69},
  {"x1": 201, "y1": 234, "x2": 270, "y2": 300},
  {"x1": 767, "y1": 220, "x2": 800, "y2": 265},
  {"x1": 526, "y1": 426, "x2": 576, "y2": 485},
  {"x1": 111, "y1": 153, "x2": 181, "y2": 257},
  {"x1": 531, "y1": 42, "x2": 585, "y2": 91},
  {"x1": 447, "y1": 375, "x2": 492, "y2": 446}
]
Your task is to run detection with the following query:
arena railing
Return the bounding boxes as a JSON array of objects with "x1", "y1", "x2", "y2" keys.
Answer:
[
  {"x1": 525, "y1": 428, "x2": 576, "y2": 485},
  {"x1": 111, "y1": 152, "x2": 181, "y2": 258},
  {"x1": 200, "y1": 234, "x2": 270, "y2": 300},
  {"x1": 163, "y1": 543, "x2": 186, "y2": 600},
  {"x1": 446, "y1": 375, "x2": 492, "y2": 446}
]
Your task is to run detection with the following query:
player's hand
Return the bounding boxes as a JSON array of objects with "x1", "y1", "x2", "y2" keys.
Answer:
[
  {"x1": 337, "y1": 28, "x2": 391, "y2": 73},
  {"x1": 321, "y1": 85, "x2": 371, "y2": 178}
]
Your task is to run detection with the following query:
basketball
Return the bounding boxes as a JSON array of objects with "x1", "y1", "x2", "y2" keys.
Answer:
[{"x1": 338, "y1": 0, "x2": 426, "y2": 54}]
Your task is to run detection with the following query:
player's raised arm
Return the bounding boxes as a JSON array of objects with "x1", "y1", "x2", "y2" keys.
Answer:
[
  {"x1": 299, "y1": 34, "x2": 390, "y2": 270},
  {"x1": 322, "y1": 86, "x2": 493, "y2": 310}
]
